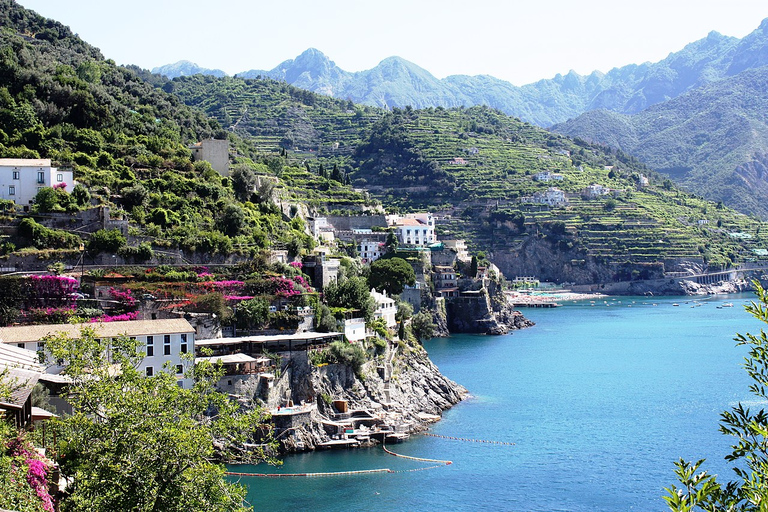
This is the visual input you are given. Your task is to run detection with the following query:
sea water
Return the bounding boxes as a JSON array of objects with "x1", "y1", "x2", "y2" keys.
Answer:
[{"x1": 236, "y1": 294, "x2": 763, "y2": 511}]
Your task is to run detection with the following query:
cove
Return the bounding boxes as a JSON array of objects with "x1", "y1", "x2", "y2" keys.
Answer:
[{"x1": 236, "y1": 294, "x2": 761, "y2": 511}]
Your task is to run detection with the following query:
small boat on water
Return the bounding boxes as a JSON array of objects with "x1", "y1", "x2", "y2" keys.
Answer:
[{"x1": 672, "y1": 303, "x2": 680, "y2": 307}]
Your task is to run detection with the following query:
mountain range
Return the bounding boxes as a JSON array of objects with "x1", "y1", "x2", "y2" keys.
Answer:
[{"x1": 153, "y1": 19, "x2": 768, "y2": 127}]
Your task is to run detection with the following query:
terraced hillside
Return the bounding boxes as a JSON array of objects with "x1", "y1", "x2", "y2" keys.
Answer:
[{"x1": 169, "y1": 76, "x2": 768, "y2": 282}]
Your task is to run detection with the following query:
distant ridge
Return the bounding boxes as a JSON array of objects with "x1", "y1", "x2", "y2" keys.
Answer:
[
  {"x1": 153, "y1": 19, "x2": 768, "y2": 126},
  {"x1": 152, "y1": 60, "x2": 227, "y2": 78}
]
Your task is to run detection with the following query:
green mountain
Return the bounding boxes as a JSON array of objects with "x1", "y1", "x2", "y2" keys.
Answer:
[
  {"x1": 169, "y1": 75, "x2": 768, "y2": 282},
  {"x1": 0, "y1": 0, "x2": 364, "y2": 263},
  {"x1": 552, "y1": 66, "x2": 768, "y2": 219},
  {"x1": 157, "y1": 20, "x2": 768, "y2": 127}
]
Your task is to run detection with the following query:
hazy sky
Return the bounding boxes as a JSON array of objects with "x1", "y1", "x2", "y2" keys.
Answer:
[{"x1": 17, "y1": 0, "x2": 768, "y2": 85}]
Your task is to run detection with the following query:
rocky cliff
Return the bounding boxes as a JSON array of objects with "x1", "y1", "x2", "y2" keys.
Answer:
[{"x1": 231, "y1": 337, "x2": 467, "y2": 455}]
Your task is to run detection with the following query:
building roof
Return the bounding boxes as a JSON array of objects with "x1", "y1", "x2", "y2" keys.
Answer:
[
  {"x1": 0, "y1": 367, "x2": 40, "y2": 410},
  {"x1": 0, "y1": 343, "x2": 42, "y2": 370},
  {"x1": 0, "y1": 319, "x2": 195, "y2": 344},
  {"x1": 0, "y1": 158, "x2": 52, "y2": 167},
  {"x1": 396, "y1": 218, "x2": 425, "y2": 227},
  {"x1": 196, "y1": 353, "x2": 261, "y2": 365},
  {"x1": 196, "y1": 331, "x2": 342, "y2": 347}
]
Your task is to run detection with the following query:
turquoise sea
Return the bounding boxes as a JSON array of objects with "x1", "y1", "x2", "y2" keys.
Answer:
[{"x1": 235, "y1": 294, "x2": 763, "y2": 511}]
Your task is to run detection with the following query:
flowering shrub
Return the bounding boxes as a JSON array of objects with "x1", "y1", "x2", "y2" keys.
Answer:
[
  {"x1": 90, "y1": 311, "x2": 139, "y2": 323},
  {"x1": 23, "y1": 305, "x2": 77, "y2": 324},
  {"x1": 289, "y1": 261, "x2": 303, "y2": 269},
  {"x1": 224, "y1": 295, "x2": 255, "y2": 301},
  {"x1": 2, "y1": 432, "x2": 55, "y2": 512},
  {"x1": 28, "y1": 275, "x2": 79, "y2": 308},
  {"x1": 199, "y1": 280, "x2": 245, "y2": 294},
  {"x1": 52, "y1": 182, "x2": 67, "y2": 190},
  {"x1": 110, "y1": 287, "x2": 137, "y2": 307}
]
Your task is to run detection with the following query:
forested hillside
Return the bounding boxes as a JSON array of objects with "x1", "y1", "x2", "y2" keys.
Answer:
[
  {"x1": 0, "y1": 0, "x2": 372, "y2": 262},
  {"x1": 553, "y1": 66, "x2": 768, "y2": 219},
  {"x1": 169, "y1": 74, "x2": 768, "y2": 280}
]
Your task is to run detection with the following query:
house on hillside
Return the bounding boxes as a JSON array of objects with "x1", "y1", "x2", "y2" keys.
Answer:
[
  {"x1": 0, "y1": 319, "x2": 196, "y2": 388},
  {"x1": 0, "y1": 158, "x2": 75, "y2": 208},
  {"x1": 584, "y1": 184, "x2": 611, "y2": 199},
  {"x1": 189, "y1": 138, "x2": 229, "y2": 176},
  {"x1": 371, "y1": 288, "x2": 397, "y2": 329},
  {"x1": 534, "y1": 171, "x2": 564, "y2": 182},
  {"x1": 526, "y1": 187, "x2": 568, "y2": 207},
  {"x1": 387, "y1": 213, "x2": 435, "y2": 246}
]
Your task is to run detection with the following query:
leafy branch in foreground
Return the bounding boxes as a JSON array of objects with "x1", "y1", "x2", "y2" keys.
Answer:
[
  {"x1": 664, "y1": 282, "x2": 768, "y2": 511},
  {"x1": 42, "y1": 326, "x2": 276, "y2": 512}
]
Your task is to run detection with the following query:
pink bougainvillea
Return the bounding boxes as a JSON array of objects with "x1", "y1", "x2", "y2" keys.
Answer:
[
  {"x1": 289, "y1": 261, "x2": 303, "y2": 269},
  {"x1": 269, "y1": 276, "x2": 309, "y2": 298},
  {"x1": 28, "y1": 275, "x2": 79, "y2": 308},
  {"x1": 224, "y1": 295, "x2": 255, "y2": 301},
  {"x1": 7, "y1": 434, "x2": 55, "y2": 512},
  {"x1": 90, "y1": 311, "x2": 139, "y2": 323},
  {"x1": 52, "y1": 182, "x2": 67, "y2": 190},
  {"x1": 109, "y1": 287, "x2": 136, "y2": 307}
]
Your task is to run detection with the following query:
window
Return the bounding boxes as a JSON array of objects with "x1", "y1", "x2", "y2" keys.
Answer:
[
  {"x1": 147, "y1": 336, "x2": 154, "y2": 345},
  {"x1": 164, "y1": 335, "x2": 171, "y2": 344},
  {"x1": 17, "y1": 343, "x2": 24, "y2": 349},
  {"x1": 12, "y1": 171, "x2": 18, "y2": 180},
  {"x1": 8, "y1": 186, "x2": 15, "y2": 196},
  {"x1": 181, "y1": 334, "x2": 187, "y2": 343},
  {"x1": 146, "y1": 367, "x2": 153, "y2": 377},
  {"x1": 37, "y1": 171, "x2": 44, "y2": 184},
  {"x1": 56, "y1": 173, "x2": 63, "y2": 182},
  {"x1": 180, "y1": 343, "x2": 187, "y2": 354},
  {"x1": 146, "y1": 346, "x2": 154, "y2": 357},
  {"x1": 164, "y1": 345, "x2": 171, "y2": 356},
  {"x1": 176, "y1": 364, "x2": 183, "y2": 374},
  {"x1": 37, "y1": 341, "x2": 45, "y2": 350}
]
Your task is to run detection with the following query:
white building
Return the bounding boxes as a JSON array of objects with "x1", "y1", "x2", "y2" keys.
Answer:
[
  {"x1": 189, "y1": 139, "x2": 229, "y2": 176},
  {"x1": 638, "y1": 174, "x2": 649, "y2": 188},
  {"x1": 387, "y1": 213, "x2": 435, "y2": 246},
  {"x1": 0, "y1": 159, "x2": 75, "y2": 207},
  {"x1": 534, "y1": 171, "x2": 564, "y2": 182},
  {"x1": 443, "y1": 239, "x2": 470, "y2": 262},
  {"x1": 584, "y1": 184, "x2": 611, "y2": 198},
  {"x1": 530, "y1": 187, "x2": 568, "y2": 207},
  {"x1": 359, "y1": 239, "x2": 384, "y2": 263},
  {"x1": 341, "y1": 317, "x2": 367, "y2": 342},
  {"x1": 0, "y1": 319, "x2": 196, "y2": 388},
  {"x1": 371, "y1": 288, "x2": 397, "y2": 329}
]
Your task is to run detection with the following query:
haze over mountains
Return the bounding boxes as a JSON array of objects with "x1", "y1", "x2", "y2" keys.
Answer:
[{"x1": 153, "y1": 19, "x2": 768, "y2": 127}]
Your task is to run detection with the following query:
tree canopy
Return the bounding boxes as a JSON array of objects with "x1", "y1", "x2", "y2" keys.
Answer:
[
  {"x1": 368, "y1": 257, "x2": 415, "y2": 295},
  {"x1": 41, "y1": 326, "x2": 274, "y2": 512}
]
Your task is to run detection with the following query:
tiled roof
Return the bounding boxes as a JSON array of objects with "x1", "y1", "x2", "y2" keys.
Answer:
[
  {"x1": 0, "y1": 367, "x2": 40, "y2": 409},
  {"x1": 0, "y1": 319, "x2": 194, "y2": 344},
  {"x1": 396, "y1": 218, "x2": 424, "y2": 226}
]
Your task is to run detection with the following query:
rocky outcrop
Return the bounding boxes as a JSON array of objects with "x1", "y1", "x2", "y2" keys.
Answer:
[
  {"x1": 247, "y1": 339, "x2": 467, "y2": 454},
  {"x1": 445, "y1": 281, "x2": 533, "y2": 335}
]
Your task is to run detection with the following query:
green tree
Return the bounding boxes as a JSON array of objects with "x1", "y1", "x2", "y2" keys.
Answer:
[
  {"x1": 219, "y1": 204, "x2": 246, "y2": 236},
  {"x1": 385, "y1": 230, "x2": 399, "y2": 254},
  {"x1": 324, "y1": 276, "x2": 375, "y2": 322},
  {"x1": 664, "y1": 283, "x2": 768, "y2": 511},
  {"x1": 411, "y1": 310, "x2": 436, "y2": 341},
  {"x1": 230, "y1": 164, "x2": 257, "y2": 202},
  {"x1": 469, "y1": 255, "x2": 478, "y2": 278},
  {"x1": 236, "y1": 297, "x2": 270, "y2": 330},
  {"x1": 86, "y1": 228, "x2": 126, "y2": 255},
  {"x1": 42, "y1": 326, "x2": 273, "y2": 512},
  {"x1": 368, "y1": 257, "x2": 415, "y2": 295}
]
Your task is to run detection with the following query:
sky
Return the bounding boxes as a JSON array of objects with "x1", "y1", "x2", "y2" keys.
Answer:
[{"x1": 16, "y1": 0, "x2": 768, "y2": 86}]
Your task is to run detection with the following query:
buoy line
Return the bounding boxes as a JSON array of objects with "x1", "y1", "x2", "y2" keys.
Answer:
[
  {"x1": 381, "y1": 444, "x2": 452, "y2": 465},
  {"x1": 226, "y1": 468, "x2": 393, "y2": 477},
  {"x1": 422, "y1": 433, "x2": 515, "y2": 445}
]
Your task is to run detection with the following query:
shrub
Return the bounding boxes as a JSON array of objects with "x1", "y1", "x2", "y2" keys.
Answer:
[{"x1": 86, "y1": 229, "x2": 126, "y2": 255}]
